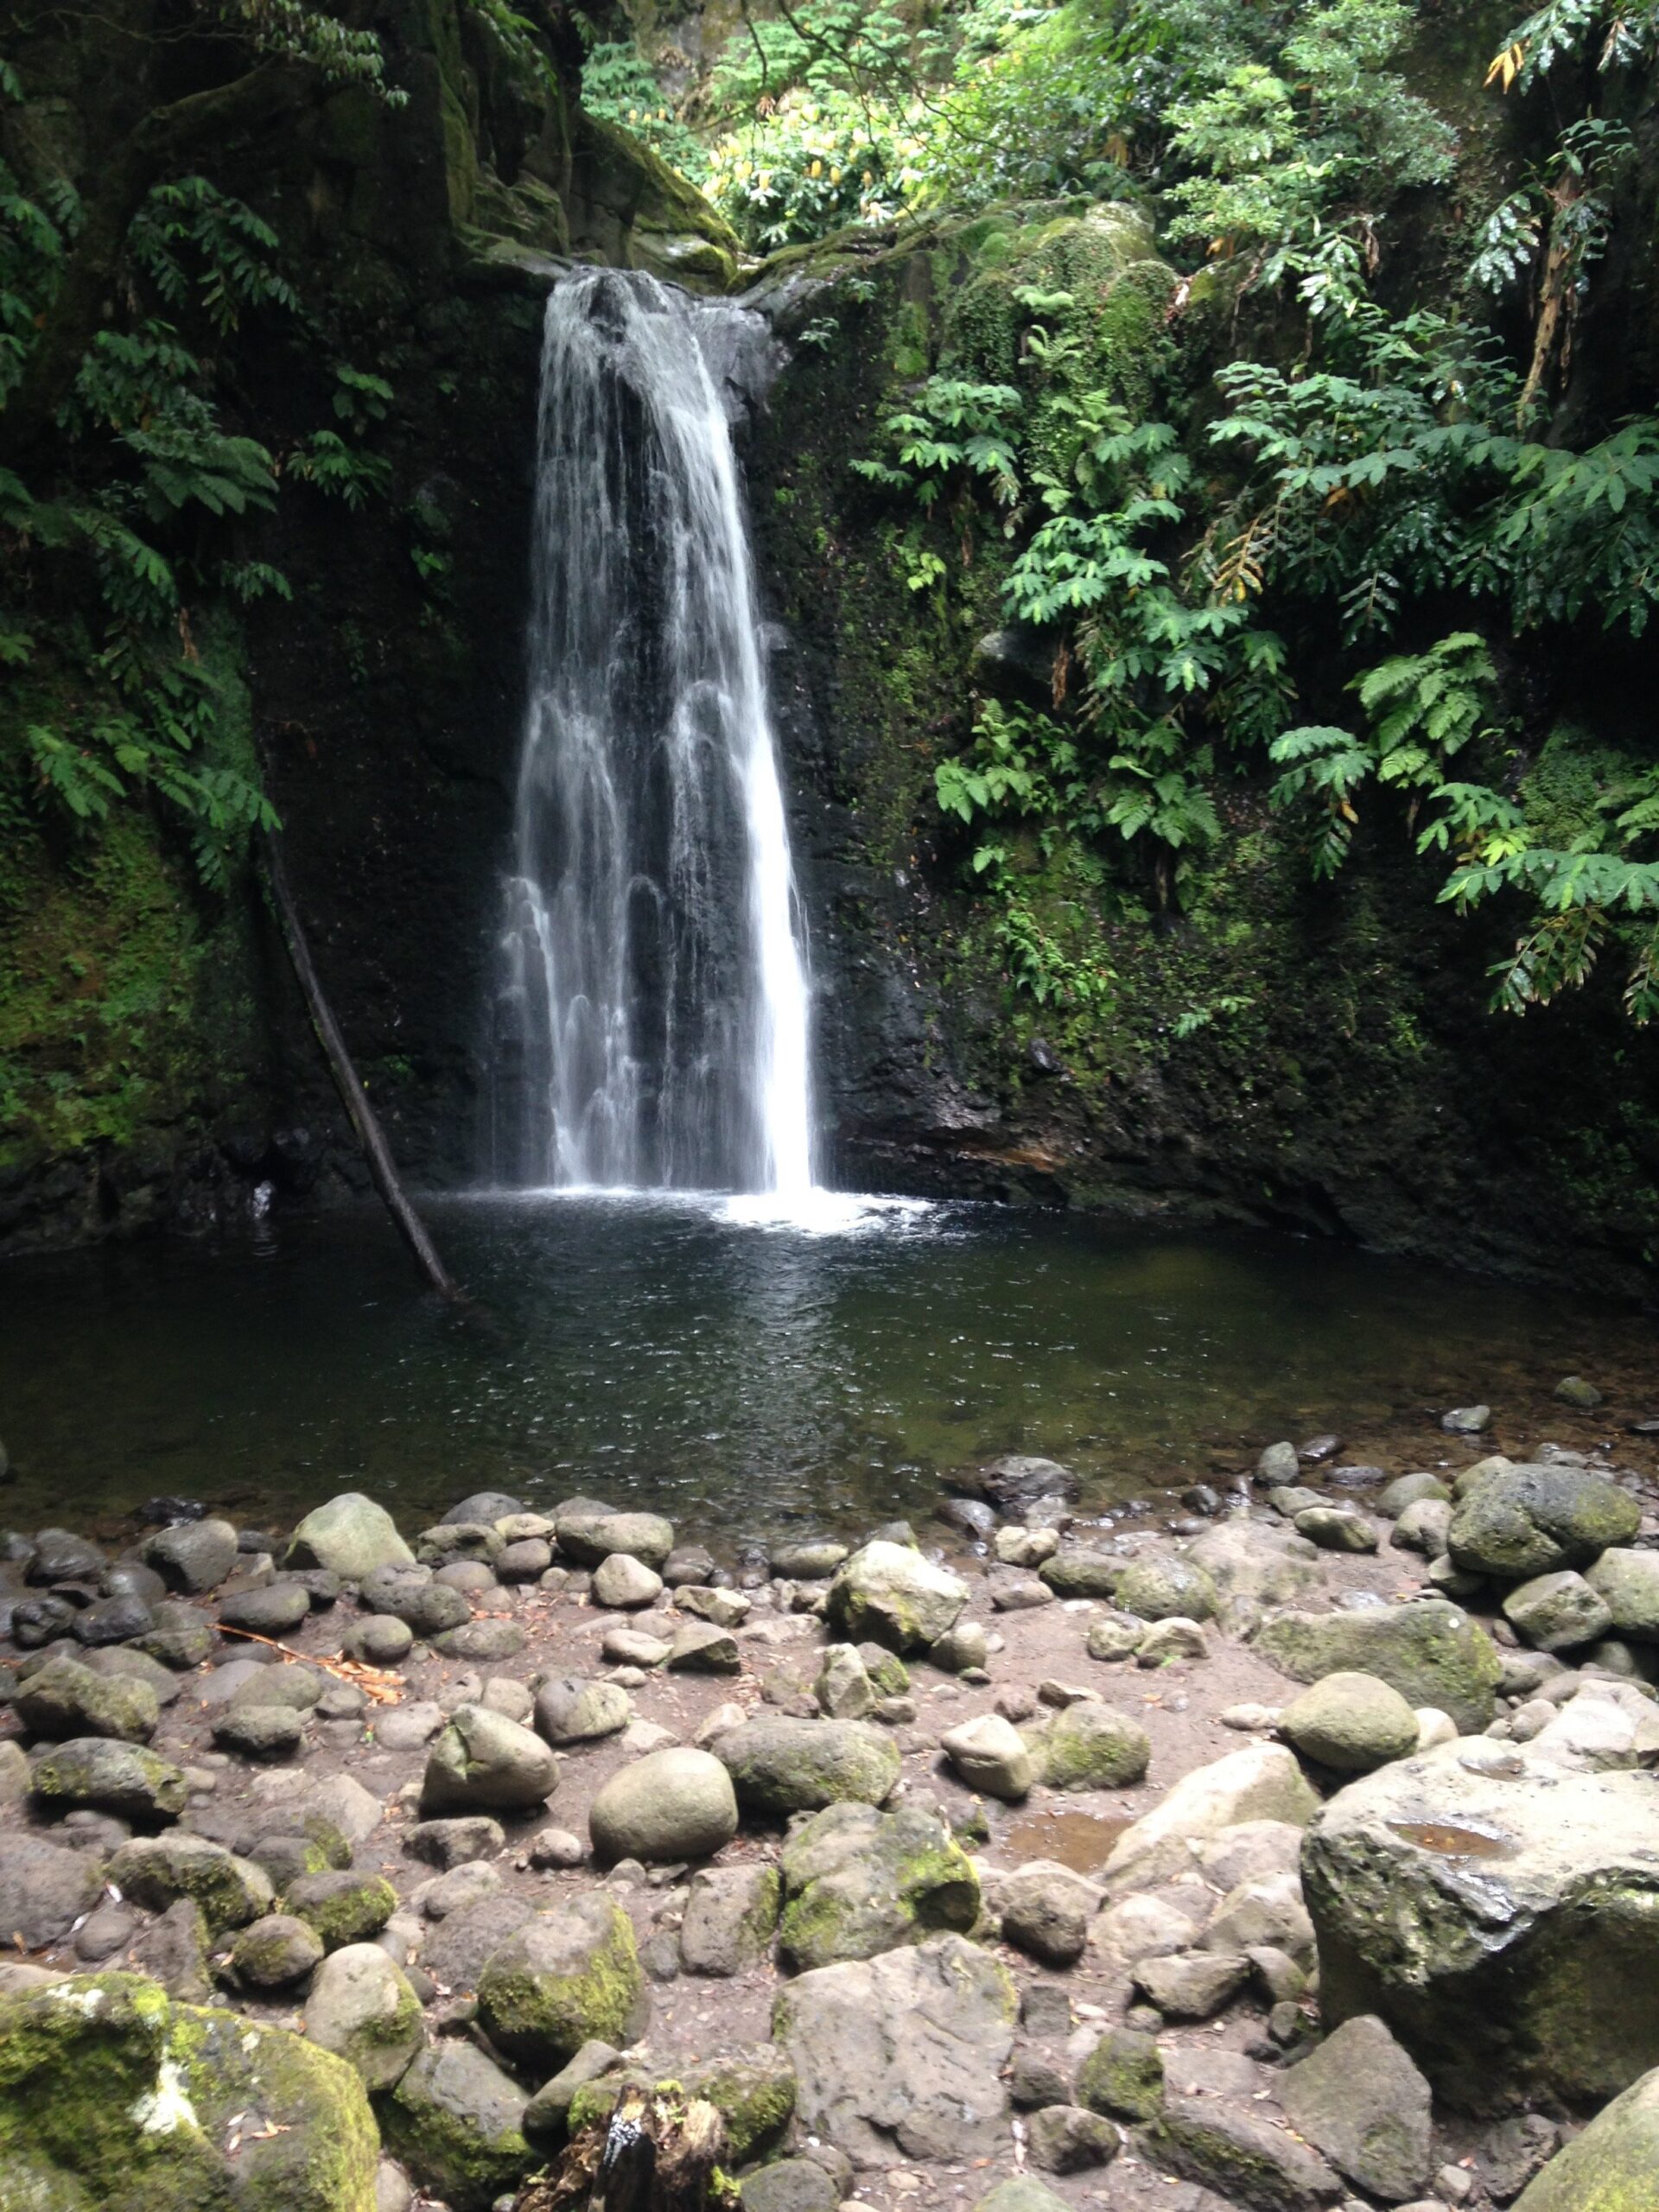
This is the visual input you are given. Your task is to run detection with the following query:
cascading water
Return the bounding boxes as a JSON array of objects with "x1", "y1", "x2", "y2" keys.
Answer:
[{"x1": 491, "y1": 270, "x2": 816, "y2": 1198}]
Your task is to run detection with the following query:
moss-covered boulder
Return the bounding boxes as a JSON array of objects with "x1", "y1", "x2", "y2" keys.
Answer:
[
  {"x1": 16, "y1": 1654, "x2": 159, "y2": 1742},
  {"x1": 1585, "y1": 1548, "x2": 1659, "y2": 1640},
  {"x1": 827, "y1": 1540, "x2": 968, "y2": 1651},
  {"x1": 569, "y1": 2048, "x2": 796, "y2": 2164},
  {"x1": 285, "y1": 1491, "x2": 414, "y2": 1579},
  {"x1": 1114, "y1": 1559, "x2": 1219, "y2": 1623},
  {"x1": 1446, "y1": 1464, "x2": 1641, "y2": 1580},
  {"x1": 556, "y1": 1506, "x2": 675, "y2": 1569},
  {"x1": 715, "y1": 1716, "x2": 900, "y2": 1813},
  {"x1": 108, "y1": 1834, "x2": 273, "y2": 1939},
  {"x1": 30, "y1": 1736, "x2": 188, "y2": 1824},
  {"x1": 383, "y1": 2039, "x2": 531, "y2": 2212},
  {"x1": 302, "y1": 1942, "x2": 424, "y2": 2091},
  {"x1": 475, "y1": 1893, "x2": 645, "y2": 2074},
  {"x1": 1279, "y1": 1671, "x2": 1420, "y2": 1774},
  {"x1": 1514, "y1": 2061, "x2": 1659, "y2": 2210},
  {"x1": 1304, "y1": 1740, "x2": 1659, "y2": 2112},
  {"x1": 1034, "y1": 1701, "x2": 1151, "y2": 1790},
  {"x1": 230, "y1": 1913, "x2": 325, "y2": 1989},
  {"x1": 283, "y1": 1869, "x2": 397, "y2": 1951},
  {"x1": 0, "y1": 1970, "x2": 378, "y2": 2209},
  {"x1": 1077, "y1": 2026, "x2": 1164, "y2": 2121},
  {"x1": 779, "y1": 1800, "x2": 979, "y2": 1969},
  {"x1": 1253, "y1": 1597, "x2": 1503, "y2": 1734}
]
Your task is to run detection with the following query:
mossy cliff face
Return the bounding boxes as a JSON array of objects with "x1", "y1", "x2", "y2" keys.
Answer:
[
  {"x1": 0, "y1": 0, "x2": 736, "y2": 1253},
  {"x1": 741, "y1": 207, "x2": 1659, "y2": 1294}
]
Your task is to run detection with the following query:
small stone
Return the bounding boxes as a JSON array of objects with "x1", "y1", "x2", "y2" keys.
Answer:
[
  {"x1": 1555, "y1": 1376, "x2": 1604, "y2": 1409},
  {"x1": 1136, "y1": 1618, "x2": 1207, "y2": 1665},
  {"x1": 423, "y1": 1703, "x2": 561, "y2": 1813},
  {"x1": 929, "y1": 1620, "x2": 989, "y2": 1675},
  {"x1": 142, "y1": 1517, "x2": 240, "y2": 1593},
  {"x1": 1132, "y1": 1949, "x2": 1249, "y2": 2020},
  {"x1": 345, "y1": 1615, "x2": 416, "y2": 1664},
  {"x1": 816, "y1": 1643, "x2": 874, "y2": 1719},
  {"x1": 666, "y1": 1622, "x2": 741, "y2": 1673},
  {"x1": 536, "y1": 1676, "x2": 632, "y2": 1745},
  {"x1": 232, "y1": 1911, "x2": 327, "y2": 1986},
  {"x1": 603, "y1": 1628, "x2": 671, "y2": 1667},
  {"x1": 680, "y1": 1861, "x2": 782, "y2": 1975},
  {"x1": 1281, "y1": 2014, "x2": 1433, "y2": 2202},
  {"x1": 286, "y1": 1868, "x2": 398, "y2": 1950},
  {"x1": 213, "y1": 1702, "x2": 305, "y2": 1758},
  {"x1": 1084, "y1": 1611, "x2": 1145, "y2": 1662},
  {"x1": 433, "y1": 1618, "x2": 527, "y2": 1662},
  {"x1": 593, "y1": 1554, "x2": 664, "y2": 1610},
  {"x1": 941, "y1": 1712, "x2": 1033, "y2": 1801},
  {"x1": 999, "y1": 1859, "x2": 1100, "y2": 1966},
  {"x1": 305, "y1": 1941, "x2": 425, "y2": 2089},
  {"x1": 1295, "y1": 1506, "x2": 1379, "y2": 1554},
  {"x1": 1038, "y1": 1700, "x2": 1151, "y2": 1790},
  {"x1": 1027, "y1": 2105, "x2": 1120, "y2": 2174},
  {"x1": 407, "y1": 1815, "x2": 507, "y2": 1868},
  {"x1": 1503, "y1": 1568, "x2": 1614, "y2": 1652},
  {"x1": 1077, "y1": 2028, "x2": 1164, "y2": 2122},
  {"x1": 287, "y1": 1493, "x2": 414, "y2": 1579},
  {"x1": 219, "y1": 1579, "x2": 312, "y2": 1635},
  {"x1": 529, "y1": 1827, "x2": 587, "y2": 1869}
]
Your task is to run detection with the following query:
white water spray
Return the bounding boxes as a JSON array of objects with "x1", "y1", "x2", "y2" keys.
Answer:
[{"x1": 492, "y1": 270, "x2": 816, "y2": 1197}]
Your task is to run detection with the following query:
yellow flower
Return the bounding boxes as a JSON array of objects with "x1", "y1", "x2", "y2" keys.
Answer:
[
  {"x1": 810, "y1": 158, "x2": 823, "y2": 178},
  {"x1": 830, "y1": 166, "x2": 842, "y2": 182}
]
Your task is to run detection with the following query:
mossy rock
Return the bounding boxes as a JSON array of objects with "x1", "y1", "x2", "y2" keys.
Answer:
[
  {"x1": 16, "y1": 1655, "x2": 159, "y2": 1743},
  {"x1": 1253, "y1": 1598, "x2": 1503, "y2": 1735},
  {"x1": 108, "y1": 1835, "x2": 273, "y2": 1940},
  {"x1": 283, "y1": 1870, "x2": 397, "y2": 1951},
  {"x1": 383, "y1": 2039, "x2": 531, "y2": 2212},
  {"x1": 0, "y1": 1969, "x2": 378, "y2": 2210},
  {"x1": 1034, "y1": 1701, "x2": 1151, "y2": 1790},
  {"x1": 30, "y1": 1738, "x2": 188, "y2": 1824},
  {"x1": 569, "y1": 2047, "x2": 796, "y2": 2164},
  {"x1": 1514, "y1": 2060, "x2": 1659, "y2": 2210},
  {"x1": 778, "y1": 1800, "x2": 980, "y2": 1970},
  {"x1": 1077, "y1": 2026, "x2": 1164, "y2": 2121},
  {"x1": 475, "y1": 1893, "x2": 645, "y2": 2074},
  {"x1": 715, "y1": 1717, "x2": 901, "y2": 1814},
  {"x1": 1114, "y1": 1559, "x2": 1218, "y2": 1624},
  {"x1": 1447, "y1": 1465, "x2": 1642, "y2": 1580}
]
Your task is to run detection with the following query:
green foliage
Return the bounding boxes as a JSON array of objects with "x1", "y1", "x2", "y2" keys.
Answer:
[
  {"x1": 853, "y1": 376, "x2": 1023, "y2": 512},
  {"x1": 580, "y1": 41, "x2": 710, "y2": 181},
  {"x1": 1, "y1": 112, "x2": 394, "y2": 883}
]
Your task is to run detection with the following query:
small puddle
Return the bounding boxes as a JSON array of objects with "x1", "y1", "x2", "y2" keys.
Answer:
[
  {"x1": 1004, "y1": 1809, "x2": 1132, "y2": 1874},
  {"x1": 1389, "y1": 1820, "x2": 1516, "y2": 1860}
]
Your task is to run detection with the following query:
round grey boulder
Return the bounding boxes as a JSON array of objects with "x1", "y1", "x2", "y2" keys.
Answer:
[
  {"x1": 422, "y1": 1704, "x2": 560, "y2": 1814},
  {"x1": 286, "y1": 1492, "x2": 415, "y2": 1580},
  {"x1": 589, "y1": 1747, "x2": 739, "y2": 1863},
  {"x1": 1280, "y1": 1672, "x2": 1420, "y2": 1774}
]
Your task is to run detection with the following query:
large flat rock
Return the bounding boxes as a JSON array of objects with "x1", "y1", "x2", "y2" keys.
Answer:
[
  {"x1": 772, "y1": 1933, "x2": 1015, "y2": 2167},
  {"x1": 1303, "y1": 1738, "x2": 1659, "y2": 2112}
]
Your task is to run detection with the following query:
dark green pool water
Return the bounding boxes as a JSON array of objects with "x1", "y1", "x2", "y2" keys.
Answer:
[{"x1": 0, "y1": 1192, "x2": 1649, "y2": 1545}]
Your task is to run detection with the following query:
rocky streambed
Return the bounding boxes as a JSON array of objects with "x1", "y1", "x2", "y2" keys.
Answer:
[{"x1": 3, "y1": 1416, "x2": 1659, "y2": 2212}]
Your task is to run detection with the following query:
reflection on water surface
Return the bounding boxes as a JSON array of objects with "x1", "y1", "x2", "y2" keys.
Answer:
[{"x1": 0, "y1": 1191, "x2": 1649, "y2": 1541}]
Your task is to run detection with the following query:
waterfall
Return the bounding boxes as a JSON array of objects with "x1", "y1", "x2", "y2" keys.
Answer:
[{"x1": 492, "y1": 270, "x2": 816, "y2": 1197}]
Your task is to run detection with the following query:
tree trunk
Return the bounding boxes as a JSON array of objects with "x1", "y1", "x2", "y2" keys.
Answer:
[{"x1": 260, "y1": 825, "x2": 463, "y2": 1304}]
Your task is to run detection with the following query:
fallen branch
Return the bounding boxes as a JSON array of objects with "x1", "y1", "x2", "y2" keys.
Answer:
[
  {"x1": 219, "y1": 1624, "x2": 404, "y2": 1703},
  {"x1": 259, "y1": 824, "x2": 463, "y2": 1304}
]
